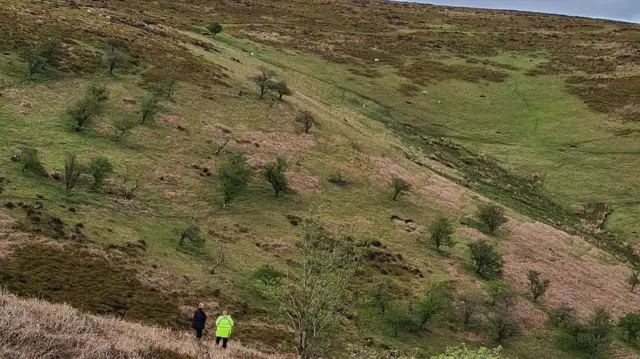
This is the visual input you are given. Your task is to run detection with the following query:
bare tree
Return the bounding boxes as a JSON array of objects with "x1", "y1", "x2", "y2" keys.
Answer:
[
  {"x1": 21, "y1": 51, "x2": 44, "y2": 80},
  {"x1": 250, "y1": 67, "x2": 276, "y2": 99},
  {"x1": 527, "y1": 270, "x2": 550, "y2": 302},
  {"x1": 210, "y1": 241, "x2": 226, "y2": 274},
  {"x1": 391, "y1": 177, "x2": 411, "y2": 200},
  {"x1": 112, "y1": 118, "x2": 136, "y2": 140},
  {"x1": 270, "y1": 81, "x2": 293, "y2": 100},
  {"x1": 262, "y1": 219, "x2": 358, "y2": 359},
  {"x1": 296, "y1": 110, "x2": 315, "y2": 134},
  {"x1": 629, "y1": 271, "x2": 640, "y2": 293}
]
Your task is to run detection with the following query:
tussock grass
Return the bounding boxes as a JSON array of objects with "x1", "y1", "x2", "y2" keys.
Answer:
[{"x1": 0, "y1": 289, "x2": 283, "y2": 359}]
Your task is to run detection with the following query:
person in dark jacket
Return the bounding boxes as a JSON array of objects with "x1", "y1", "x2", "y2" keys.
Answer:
[{"x1": 191, "y1": 303, "x2": 207, "y2": 341}]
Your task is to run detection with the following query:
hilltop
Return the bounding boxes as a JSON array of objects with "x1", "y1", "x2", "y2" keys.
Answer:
[{"x1": 1, "y1": 0, "x2": 640, "y2": 358}]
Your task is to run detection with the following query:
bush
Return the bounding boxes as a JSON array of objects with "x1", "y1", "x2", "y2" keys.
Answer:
[
  {"x1": 548, "y1": 306, "x2": 577, "y2": 328},
  {"x1": 39, "y1": 40, "x2": 61, "y2": 70},
  {"x1": 527, "y1": 270, "x2": 550, "y2": 302},
  {"x1": 296, "y1": 110, "x2": 315, "y2": 134},
  {"x1": 565, "y1": 307, "x2": 613, "y2": 358},
  {"x1": 217, "y1": 153, "x2": 251, "y2": 204},
  {"x1": 391, "y1": 177, "x2": 411, "y2": 200},
  {"x1": 250, "y1": 67, "x2": 276, "y2": 99},
  {"x1": 328, "y1": 170, "x2": 350, "y2": 186},
  {"x1": 263, "y1": 157, "x2": 289, "y2": 196},
  {"x1": 270, "y1": 81, "x2": 293, "y2": 100},
  {"x1": 112, "y1": 117, "x2": 136, "y2": 140},
  {"x1": 139, "y1": 96, "x2": 159, "y2": 124},
  {"x1": 67, "y1": 85, "x2": 109, "y2": 131},
  {"x1": 385, "y1": 303, "x2": 415, "y2": 337},
  {"x1": 368, "y1": 278, "x2": 393, "y2": 314},
  {"x1": 457, "y1": 293, "x2": 483, "y2": 325},
  {"x1": 410, "y1": 281, "x2": 452, "y2": 332},
  {"x1": 87, "y1": 157, "x2": 113, "y2": 190},
  {"x1": 469, "y1": 241, "x2": 502, "y2": 278},
  {"x1": 619, "y1": 313, "x2": 640, "y2": 342},
  {"x1": 18, "y1": 146, "x2": 46, "y2": 175},
  {"x1": 206, "y1": 22, "x2": 223, "y2": 37},
  {"x1": 250, "y1": 264, "x2": 285, "y2": 287},
  {"x1": 104, "y1": 38, "x2": 127, "y2": 75},
  {"x1": 63, "y1": 153, "x2": 83, "y2": 195},
  {"x1": 429, "y1": 216, "x2": 455, "y2": 250},
  {"x1": 430, "y1": 344, "x2": 509, "y2": 359},
  {"x1": 488, "y1": 310, "x2": 519, "y2": 343},
  {"x1": 477, "y1": 204, "x2": 508, "y2": 234},
  {"x1": 21, "y1": 51, "x2": 44, "y2": 80},
  {"x1": 179, "y1": 224, "x2": 205, "y2": 248}
]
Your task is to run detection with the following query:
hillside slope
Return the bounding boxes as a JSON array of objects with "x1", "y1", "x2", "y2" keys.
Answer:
[{"x1": 1, "y1": 1, "x2": 640, "y2": 358}]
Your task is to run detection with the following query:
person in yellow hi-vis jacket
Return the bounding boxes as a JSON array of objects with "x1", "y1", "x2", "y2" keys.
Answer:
[{"x1": 215, "y1": 311, "x2": 235, "y2": 349}]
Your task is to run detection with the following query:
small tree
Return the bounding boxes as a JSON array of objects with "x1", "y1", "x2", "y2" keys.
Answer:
[
  {"x1": 488, "y1": 310, "x2": 519, "y2": 343},
  {"x1": 105, "y1": 37, "x2": 127, "y2": 53},
  {"x1": 206, "y1": 22, "x2": 223, "y2": 37},
  {"x1": 296, "y1": 110, "x2": 315, "y2": 134},
  {"x1": 21, "y1": 51, "x2": 44, "y2": 80},
  {"x1": 628, "y1": 270, "x2": 640, "y2": 293},
  {"x1": 210, "y1": 241, "x2": 226, "y2": 274},
  {"x1": 527, "y1": 270, "x2": 550, "y2": 302},
  {"x1": 458, "y1": 293, "x2": 483, "y2": 325},
  {"x1": 270, "y1": 81, "x2": 293, "y2": 101},
  {"x1": 261, "y1": 219, "x2": 358, "y2": 358},
  {"x1": 431, "y1": 344, "x2": 509, "y2": 359},
  {"x1": 469, "y1": 241, "x2": 502, "y2": 278},
  {"x1": 385, "y1": 303, "x2": 415, "y2": 338},
  {"x1": 391, "y1": 177, "x2": 411, "y2": 200},
  {"x1": 67, "y1": 84, "x2": 108, "y2": 131},
  {"x1": 369, "y1": 278, "x2": 393, "y2": 314},
  {"x1": 478, "y1": 204, "x2": 508, "y2": 234},
  {"x1": 164, "y1": 73, "x2": 179, "y2": 101},
  {"x1": 486, "y1": 281, "x2": 516, "y2": 309},
  {"x1": 112, "y1": 117, "x2": 136, "y2": 140},
  {"x1": 139, "y1": 96, "x2": 159, "y2": 124},
  {"x1": 619, "y1": 313, "x2": 640, "y2": 342},
  {"x1": 263, "y1": 157, "x2": 289, "y2": 196},
  {"x1": 63, "y1": 153, "x2": 83, "y2": 195},
  {"x1": 39, "y1": 40, "x2": 60, "y2": 70},
  {"x1": 217, "y1": 153, "x2": 251, "y2": 205},
  {"x1": 87, "y1": 156, "x2": 113, "y2": 190},
  {"x1": 429, "y1": 216, "x2": 455, "y2": 250},
  {"x1": 568, "y1": 307, "x2": 613, "y2": 358},
  {"x1": 250, "y1": 67, "x2": 276, "y2": 99},
  {"x1": 411, "y1": 281, "x2": 452, "y2": 332},
  {"x1": 19, "y1": 146, "x2": 46, "y2": 175},
  {"x1": 548, "y1": 306, "x2": 577, "y2": 328},
  {"x1": 103, "y1": 38, "x2": 127, "y2": 76},
  {"x1": 179, "y1": 224, "x2": 205, "y2": 248}
]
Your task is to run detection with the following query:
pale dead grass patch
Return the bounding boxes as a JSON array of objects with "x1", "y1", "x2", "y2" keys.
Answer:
[
  {"x1": 0, "y1": 290, "x2": 284, "y2": 359},
  {"x1": 503, "y1": 221, "x2": 638, "y2": 319},
  {"x1": 455, "y1": 331, "x2": 489, "y2": 342},
  {"x1": 512, "y1": 297, "x2": 548, "y2": 330},
  {"x1": 417, "y1": 174, "x2": 464, "y2": 209},
  {"x1": 286, "y1": 168, "x2": 320, "y2": 193},
  {"x1": 158, "y1": 114, "x2": 187, "y2": 126},
  {"x1": 456, "y1": 226, "x2": 487, "y2": 241}
]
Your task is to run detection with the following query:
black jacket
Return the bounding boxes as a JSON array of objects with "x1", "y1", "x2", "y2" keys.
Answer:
[{"x1": 191, "y1": 308, "x2": 207, "y2": 330}]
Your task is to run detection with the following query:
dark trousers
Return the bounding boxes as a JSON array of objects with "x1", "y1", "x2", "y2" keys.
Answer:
[
  {"x1": 215, "y1": 337, "x2": 229, "y2": 348},
  {"x1": 195, "y1": 328, "x2": 203, "y2": 339}
]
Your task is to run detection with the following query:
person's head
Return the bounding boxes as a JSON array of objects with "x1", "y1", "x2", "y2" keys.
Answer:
[
  {"x1": 199, "y1": 303, "x2": 205, "y2": 309},
  {"x1": 222, "y1": 310, "x2": 228, "y2": 316}
]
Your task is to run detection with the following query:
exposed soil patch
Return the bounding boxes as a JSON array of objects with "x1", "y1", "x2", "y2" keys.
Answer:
[{"x1": 503, "y1": 221, "x2": 638, "y2": 319}]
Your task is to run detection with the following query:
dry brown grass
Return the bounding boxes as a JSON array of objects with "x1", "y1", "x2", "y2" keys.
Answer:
[
  {"x1": 0, "y1": 290, "x2": 285, "y2": 359},
  {"x1": 502, "y1": 221, "x2": 639, "y2": 319}
]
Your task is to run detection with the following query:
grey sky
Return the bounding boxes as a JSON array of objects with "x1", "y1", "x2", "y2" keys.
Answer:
[{"x1": 398, "y1": 0, "x2": 640, "y2": 23}]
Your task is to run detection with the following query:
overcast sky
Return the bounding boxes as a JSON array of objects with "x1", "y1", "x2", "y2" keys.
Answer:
[{"x1": 399, "y1": 0, "x2": 640, "y2": 23}]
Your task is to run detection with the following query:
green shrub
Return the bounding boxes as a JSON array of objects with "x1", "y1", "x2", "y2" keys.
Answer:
[
  {"x1": 619, "y1": 313, "x2": 640, "y2": 342},
  {"x1": 477, "y1": 204, "x2": 508, "y2": 234},
  {"x1": 469, "y1": 241, "x2": 502, "y2": 278},
  {"x1": 564, "y1": 307, "x2": 613, "y2": 358},
  {"x1": 39, "y1": 40, "x2": 61, "y2": 70},
  {"x1": 63, "y1": 153, "x2": 83, "y2": 195},
  {"x1": 430, "y1": 344, "x2": 508, "y2": 359},
  {"x1": 20, "y1": 51, "x2": 44, "y2": 80},
  {"x1": 429, "y1": 216, "x2": 455, "y2": 250},
  {"x1": 263, "y1": 157, "x2": 289, "y2": 196},
  {"x1": 67, "y1": 85, "x2": 109, "y2": 131},
  {"x1": 391, "y1": 177, "x2": 411, "y2": 200},
  {"x1": 139, "y1": 96, "x2": 160, "y2": 124},
  {"x1": 410, "y1": 281, "x2": 452, "y2": 332},
  {"x1": 548, "y1": 306, "x2": 577, "y2": 328},
  {"x1": 250, "y1": 264, "x2": 285, "y2": 287},
  {"x1": 270, "y1": 81, "x2": 293, "y2": 101},
  {"x1": 217, "y1": 153, "x2": 251, "y2": 204},
  {"x1": 18, "y1": 146, "x2": 46, "y2": 175},
  {"x1": 112, "y1": 117, "x2": 136, "y2": 140},
  {"x1": 206, "y1": 22, "x2": 223, "y2": 37},
  {"x1": 87, "y1": 157, "x2": 114, "y2": 190}
]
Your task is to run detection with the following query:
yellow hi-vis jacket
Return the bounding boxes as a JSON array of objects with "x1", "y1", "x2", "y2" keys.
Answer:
[{"x1": 215, "y1": 315, "x2": 234, "y2": 338}]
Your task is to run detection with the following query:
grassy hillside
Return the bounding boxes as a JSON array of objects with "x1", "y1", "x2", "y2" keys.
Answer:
[{"x1": 1, "y1": 1, "x2": 640, "y2": 358}]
